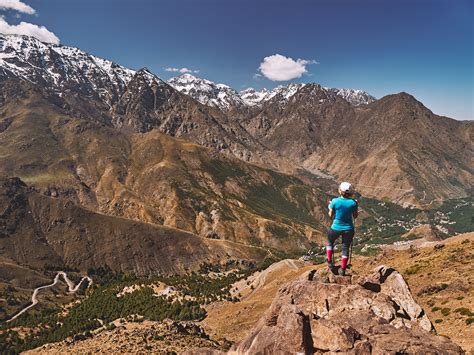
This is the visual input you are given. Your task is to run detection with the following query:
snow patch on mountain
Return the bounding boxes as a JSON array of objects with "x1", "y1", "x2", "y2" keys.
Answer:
[
  {"x1": 167, "y1": 73, "x2": 244, "y2": 110},
  {"x1": 0, "y1": 34, "x2": 376, "y2": 111},
  {"x1": 0, "y1": 34, "x2": 137, "y2": 104},
  {"x1": 241, "y1": 84, "x2": 375, "y2": 107},
  {"x1": 325, "y1": 87, "x2": 376, "y2": 106},
  {"x1": 240, "y1": 88, "x2": 271, "y2": 106}
]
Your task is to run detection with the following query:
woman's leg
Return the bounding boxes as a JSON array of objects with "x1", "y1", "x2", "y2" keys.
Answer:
[
  {"x1": 326, "y1": 229, "x2": 339, "y2": 264},
  {"x1": 340, "y1": 230, "x2": 355, "y2": 270}
]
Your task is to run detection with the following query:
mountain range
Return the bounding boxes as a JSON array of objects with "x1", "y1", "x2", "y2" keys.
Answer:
[
  {"x1": 3, "y1": 33, "x2": 470, "y2": 205},
  {"x1": 0, "y1": 33, "x2": 472, "y2": 274},
  {"x1": 167, "y1": 73, "x2": 376, "y2": 111}
]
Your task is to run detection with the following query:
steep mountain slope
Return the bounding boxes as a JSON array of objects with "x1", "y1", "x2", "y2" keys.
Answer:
[
  {"x1": 0, "y1": 79, "x2": 330, "y2": 252},
  {"x1": 0, "y1": 34, "x2": 289, "y2": 170},
  {"x1": 2, "y1": 34, "x2": 469, "y2": 207},
  {"x1": 0, "y1": 176, "x2": 268, "y2": 275},
  {"x1": 242, "y1": 86, "x2": 473, "y2": 205},
  {"x1": 0, "y1": 34, "x2": 135, "y2": 106}
]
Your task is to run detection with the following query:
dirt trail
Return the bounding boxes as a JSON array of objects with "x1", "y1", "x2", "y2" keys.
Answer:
[{"x1": 7, "y1": 271, "x2": 92, "y2": 322}]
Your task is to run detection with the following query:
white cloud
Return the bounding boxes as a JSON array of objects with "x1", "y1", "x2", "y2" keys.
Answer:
[
  {"x1": 0, "y1": 0, "x2": 35, "y2": 15},
  {"x1": 0, "y1": 17, "x2": 59, "y2": 44},
  {"x1": 165, "y1": 67, "x2": 199, "y2": 74},
  {"x1": 258, "y1": 54, "x2": 318, "y2": 81}
]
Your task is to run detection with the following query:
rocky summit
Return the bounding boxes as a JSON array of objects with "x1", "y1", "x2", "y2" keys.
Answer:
[{"x1": 231, "y1": 266, "x2": 462, "y2": 354}]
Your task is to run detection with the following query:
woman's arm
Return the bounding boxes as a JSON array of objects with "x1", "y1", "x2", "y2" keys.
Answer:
[
  {"x1": 329, "y1": 207, "x2": 335, "y2": 219},
  {"x1": 328, "y1": 199, "x2": 335, "y2": 219},
  {"x1": 352, "y1": 199, "x2": 359, "y2": 219}
]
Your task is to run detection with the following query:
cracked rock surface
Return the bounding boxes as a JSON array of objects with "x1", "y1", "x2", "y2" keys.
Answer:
[{"x1": 230, "y1": 266, "x2": 463, "y2": 354}]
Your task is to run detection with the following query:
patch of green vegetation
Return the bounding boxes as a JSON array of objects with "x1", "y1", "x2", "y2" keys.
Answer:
[
  {"x1": 201, "y1": 158, "x2": 246, "y2": 185},
  {"x1": 466, "y1": 318, "x2": 474, "y2": 325},
  {"x1": 404, "y1": 233, "x2": 419, "y2": 241},
  {"x1": 435, "y1": 319, "x2": 443, "y2": 324},
  {"x1": 432, "y1": 307, "x2": 441, "y2": 312},
  {"x1": 454, "y1": 308, "x2": 474, "y2": 317},
  {"x1": 432, "y1": 196, "x2": 474, "y2": 234},
  {"x1": 456, "y1": 296, "x2": 464, "y2": 300},
  {"x1": 440, "y1": 308, "x2": 451, "y2": 316},
  {"x1": 1, "y1": 260, "x2": 272, "y2": 354},
  {"x1": 355, "y1": 195, "x2": 472, "y2": 249},
  {"x1": 2, "y1": 284, "x2": 204, "y2": 354},
  {"x1": 417, "y1": 283, "x2": 448, "y2": 296},
  {"x1": 243, "y1": 182, "x2": 317, "y2": 228},
  {"x1": 405, "y1": 264, "x2": 423, "y2": 275},
  {"x1": 362, "y1": 197, "x2": 418, "y2": 222},
  {"x1": 352, "y1": 244, "x2": 380, "y2": 256}
]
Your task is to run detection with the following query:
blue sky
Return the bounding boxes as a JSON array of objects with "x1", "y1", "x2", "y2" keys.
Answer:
[{"x1": 1, "y1": 0, "x2": 473, "y2": 120}]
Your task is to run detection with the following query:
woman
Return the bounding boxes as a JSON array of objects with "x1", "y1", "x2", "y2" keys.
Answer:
[{"x1": 326, "y1": 182, "x2": 358, "y2": 276}]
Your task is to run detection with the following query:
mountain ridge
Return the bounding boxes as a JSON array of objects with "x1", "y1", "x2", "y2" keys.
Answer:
[
  {"x1": 0, "y1": 33, "x2": 471, "y2": 206},
  {"x1": 167, "y1": 73, "x2": 376, "y2": 111}
]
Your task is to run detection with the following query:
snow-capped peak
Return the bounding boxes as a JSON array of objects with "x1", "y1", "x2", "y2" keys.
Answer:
[
  {"x1": 324, "y1": 87, "x2": 376, "y2": 106},
  {"x1": 239, "y1": 83, "x2": 375, "y2": 107},
  {"x1": 239, "y1": 84, "x2": 304, "y2": 106},
  {"x1": 0, "y1": 34, "x2": 375, "y2": 111},
  {"x1": 0, "y1": 33, "x2": 140, "y2": 105},
  {"x1": 239, "y1": 87, "x2": 271, "y2": 106},
  {"x1": 167, "y1": 73, "x2": 244, "y2": 110}
]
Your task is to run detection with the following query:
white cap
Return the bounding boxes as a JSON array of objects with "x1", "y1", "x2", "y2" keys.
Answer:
[{"x1": 339, "y1": 182, "x2": 353, "y2": 193}]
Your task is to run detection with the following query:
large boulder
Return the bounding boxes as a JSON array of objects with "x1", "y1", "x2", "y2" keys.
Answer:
[{"x1": 230, "y1": 266, "x2": 463, "y2": 354}]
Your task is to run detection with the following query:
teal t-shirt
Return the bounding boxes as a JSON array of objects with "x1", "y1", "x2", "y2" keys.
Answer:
[{"x1": 329, "y1": 197, "x2": 358, "y2": 231}]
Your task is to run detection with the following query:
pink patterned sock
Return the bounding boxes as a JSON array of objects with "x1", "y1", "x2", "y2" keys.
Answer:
[
  {"x1": 326, "y1": 248, "x2": 333, "y2": 263},
  {"x1": 341, "y1": 256, "x2": 348, "y2": 269}
]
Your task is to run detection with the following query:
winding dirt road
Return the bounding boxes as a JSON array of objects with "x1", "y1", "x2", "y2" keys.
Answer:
[{"x1": 7, "y1": 272, "x2": 92, "y2": 323}]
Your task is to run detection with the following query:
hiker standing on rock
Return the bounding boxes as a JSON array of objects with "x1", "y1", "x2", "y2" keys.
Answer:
[{"x1": 327, "y1": 182, "x2": 358, "y2": 276}]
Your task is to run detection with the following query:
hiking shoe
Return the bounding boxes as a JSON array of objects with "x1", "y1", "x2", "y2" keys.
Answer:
[
  {"x1": 327, "y1": 262, "x2": 335, "y2": 273},
  {"x1": 338, "y1": 268, "x2": 346, "y2": 276}
]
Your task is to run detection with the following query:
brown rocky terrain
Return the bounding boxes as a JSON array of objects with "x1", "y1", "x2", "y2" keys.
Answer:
[
  {"x1": 19, "y1": 233, "x2": 472, "y2": 353},
  {"x1": 231, "y1": 266, "x2": 462, "y2": 354},
  {"x1": 0, "y1": 34, "x2": 472, "y2": 354},
  {"x1": 202, "y1": 259, "x2": 315, "y2": 343},
  {"x1": 241, "y1": 86, "x2": 473, "y2": 205},
  {"x1": 356, "y1": 232, "x2": 474, "y2": 352},
  {"x1": 0, "y1": 79, "x2": 331, "y2": 254},
  {"x1": 1, "y1": 34, "x2": 472, "y2": 210},
  {"x1": 0, "y1": 176, "x2": 268, "y2": 275},
  {"x1": 201, "y1": 233, "x2": 473, "y2": 353},
  {"x1": 24, "y1": 319, "x2": 220, "y2": 354}
]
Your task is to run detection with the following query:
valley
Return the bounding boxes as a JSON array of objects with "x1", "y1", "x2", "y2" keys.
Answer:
[
  {"x1": 0, "y1": 32, "x2": 471, "y2": 354},
  {"x1": 2, "y1": 232, "x2": 471, "y2": 353}
]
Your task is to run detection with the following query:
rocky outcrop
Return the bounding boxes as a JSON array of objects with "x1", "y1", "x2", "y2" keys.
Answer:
[{"x1": 231, "y1": 266, "x2": 463, "y2": 354}]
